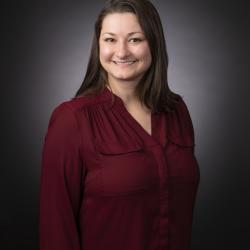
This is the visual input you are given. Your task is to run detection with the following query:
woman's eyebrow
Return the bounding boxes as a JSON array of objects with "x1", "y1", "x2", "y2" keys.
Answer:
[{"x1": 102, "y1": 32, "x2": 144, "y2": 36}]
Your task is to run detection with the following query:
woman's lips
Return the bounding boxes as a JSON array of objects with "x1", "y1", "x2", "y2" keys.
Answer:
[{"x1": 113, "y1": 60, "x2": 137, "y2": 65}]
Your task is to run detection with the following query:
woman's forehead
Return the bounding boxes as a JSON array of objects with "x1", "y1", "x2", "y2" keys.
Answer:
[{"x1": 101, "y1": 13, "x2": 143, "y2": 34}]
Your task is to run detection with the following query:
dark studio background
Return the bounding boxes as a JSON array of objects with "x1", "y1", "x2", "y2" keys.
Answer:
[{"x1": 2, "y1": 0, "x2": 250, "y2": 249}]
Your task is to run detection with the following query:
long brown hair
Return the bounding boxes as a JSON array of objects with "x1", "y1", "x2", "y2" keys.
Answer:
[{"x1": 74, "y1": 0, "x2": 180, "y2": 113}]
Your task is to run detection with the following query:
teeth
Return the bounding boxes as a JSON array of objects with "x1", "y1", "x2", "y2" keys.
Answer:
[{"x1": 115, "y1": 61, "x2": 135, "y2": 65}]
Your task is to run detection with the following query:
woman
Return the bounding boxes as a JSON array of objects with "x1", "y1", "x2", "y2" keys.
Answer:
[{"x1": 39, "y1": 0, "x2": 200, "y2": 250}]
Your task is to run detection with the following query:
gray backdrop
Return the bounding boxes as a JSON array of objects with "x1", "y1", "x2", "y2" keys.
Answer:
[{"x1": 2, "y1": 0, "x2": 250, "y2": 249}]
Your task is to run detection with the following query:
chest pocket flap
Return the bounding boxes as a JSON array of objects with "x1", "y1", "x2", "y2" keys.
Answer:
[{"x1": 95, "y1": 139, "x2": 143, "y2": 155}]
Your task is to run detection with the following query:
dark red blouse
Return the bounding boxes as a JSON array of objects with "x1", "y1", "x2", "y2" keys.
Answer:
[{"x1": 39, "y1": 86, "x2": 200, "y2": 250}]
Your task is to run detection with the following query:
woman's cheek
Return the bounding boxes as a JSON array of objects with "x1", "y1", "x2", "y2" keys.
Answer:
[
  {"x1": 136, "y1": 45, "x2": 151, "y2": 60},
  {"x1": 100, "y1": 46, "x2": 113, "y2": 61}
]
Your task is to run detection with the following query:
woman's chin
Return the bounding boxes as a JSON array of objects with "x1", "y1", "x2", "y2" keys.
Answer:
[{"x1": 108, "y1": 70, "x2": 147, "y2": 83}]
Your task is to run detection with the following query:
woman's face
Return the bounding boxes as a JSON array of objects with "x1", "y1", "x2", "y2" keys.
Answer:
[{"x1": 99, "y1": 12, "x2": 152, "y2": 85}]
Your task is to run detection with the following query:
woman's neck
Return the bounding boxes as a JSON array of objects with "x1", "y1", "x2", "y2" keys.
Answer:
[{"x1": 106, "y1": 82, "x2": 139, "y2": 105}]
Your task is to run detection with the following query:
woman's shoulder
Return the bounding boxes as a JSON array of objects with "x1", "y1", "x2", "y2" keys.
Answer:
[
  {"x1": 171, "y1": 93, "x2": 192, "y2": 116},
  {"x1": 51, "y1": 91, "x2": 110, "y2": 116},
  {"x1": 166, "y1": 93, "x2": 195, "y2": 147}
]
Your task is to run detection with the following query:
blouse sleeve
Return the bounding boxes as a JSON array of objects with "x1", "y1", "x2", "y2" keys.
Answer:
[
  {"x1": 39, "y1": 103, "x2": 85, "y2": 250},
  {"x1": 169, "y1": 95, "x2": 196, "y2": 154},
  {"x1": 179, "y1": 97, "x2": 196, "y2": 154}
]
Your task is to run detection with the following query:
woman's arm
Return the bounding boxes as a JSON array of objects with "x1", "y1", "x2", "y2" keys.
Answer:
[{"x1": 39, "y1": 103, "x2": 85, "y2": 250}]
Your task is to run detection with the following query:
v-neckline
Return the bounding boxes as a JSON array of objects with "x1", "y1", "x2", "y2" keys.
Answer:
[
  {"x1": 103, "y1": 86, "x2": 159, "y2": 146},
  {"x1": 122, "y1": 105, "x2": 153, "y2": 137}
]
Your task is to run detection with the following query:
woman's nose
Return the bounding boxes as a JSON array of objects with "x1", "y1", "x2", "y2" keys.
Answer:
[{"x1": 116, "y1": 41, "x2": 130, "y2": 58}]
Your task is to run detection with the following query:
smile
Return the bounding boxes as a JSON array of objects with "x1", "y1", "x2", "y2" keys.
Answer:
[{"x1": 113, "y1": 61, "x2": 137, "y2": 65}]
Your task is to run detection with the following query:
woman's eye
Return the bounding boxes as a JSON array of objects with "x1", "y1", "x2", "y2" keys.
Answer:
[
  {"x1": 130, "y1": 38, "x2": 142, "y2": 43},
  {"x1": 104, "y1": 38, "x2": 114, "y2": 42},
  {"x1": 104, "y1": 38, "x2": 142, "y2": 43}
]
